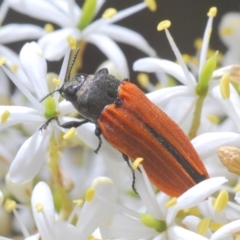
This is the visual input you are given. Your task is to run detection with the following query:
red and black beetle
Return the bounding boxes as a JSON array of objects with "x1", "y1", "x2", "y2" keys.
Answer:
[{"x1": 42, "y1": 68, "x2": 209, "y2": 197}]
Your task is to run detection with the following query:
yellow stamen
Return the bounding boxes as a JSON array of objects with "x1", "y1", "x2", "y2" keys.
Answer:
[
  {"x1": 197, "y1": 217, "x2": 211, "y2": 236},
  {"x1": 165, "y1": 197, "x2": 177, "y2": 208},
  {"x1": 233, "y1": 183, "x2": 240, "y2": 193},
  {"x1": 133, "y1": 157, "x2": 144, "y2": 170},
  {"x1": 44, "y1": 23, "x2": 55, "y2": 33},
  {"x1": 4, "y1": 199, "x2": 17, "y2": 212},
  {"x1": 182, "y1": 54, "x2": 191, "y2": 64},
  {"x1": 220, "y1": 72, "x2": 230, "y2": 100},
  {"x1": 213, "y1": 190, "x2": 228, "y2": 212},
  {"x1": 67, "y1": 35, "x2": 77, "y2": 50},
  {"x1": 52, "y1": 77, "x2": 61, "y2": 86},
  {"x1": 209, "y1": 222, "x2": 223, "y2": 231},
  {"x1": 194, "y1": 38, "x2": 203, "y2": 51},
  {"x1": 0, "y1": 57, "x2": 7, "y2": 66},
  {"x1": 207, "y1": 114, "x2": 220, "y2": 124},
  {"x1": 137, "y1": 73, "x2": 149, "y2": 88},
  {"x1": 220, "y1": 27, "x2": 232, "y2": 36},
  {"x1": 144, "y1": 0, "x2": 157, "y2": 12},
  {"x1": 157, "y1": 20, "x2": 171, "y2": 31},
  {"x1": 218, "y1": 146, "x2": 240, "y2": 176},
  {"x1": 85, "y1": 187, "x2": 95, "y2": 202},
  {"x1": 1, "y1": 110, "x2": 10, "y2": 123},
  {"x1": 10, "y1": 64, "x2": 19, "y2": 72},
  {"x1": 73, "y1": 199, "x2": 84, "y2": 206},
  {"x1": 63, "y1": 127, "x2": 77, "y2": 140},
  {"x1": 102, "y1": 8, "x2": 117, "y2": 19},
  {"x1": 36, "y1": 203, "x2": 44, "y2": 212},
  {"x1": 207, "y1": 7, "x2": 217, "y2": 17}
]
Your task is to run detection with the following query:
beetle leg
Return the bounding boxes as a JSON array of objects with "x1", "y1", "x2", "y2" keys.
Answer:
[
  {"x1": 94, "y1": 127, "x2": 103, "y2": 154},
  {"x1": 122, "y1": 153, "x2": 138, "y2": 194},
  {"x1": 39, "y1": 116, "x2": 89, "y2": 131}
]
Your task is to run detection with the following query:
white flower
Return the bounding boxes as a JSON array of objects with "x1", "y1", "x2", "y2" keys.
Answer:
[
  {"x1": 0, "y1": 41, "x2": 77, "y2": 184},
  {"x1": 31, "y1": 178, "x2": 118, "y2": 240},
  {"x1": 100, "y1": 162, "x2": 227, "y2": 239},
  {"x1": 218, "y1": 12, "x2": 240, "y2": 66},
  {"x1": 0, "y1": 0, "x2": 157, "y2": 78}
]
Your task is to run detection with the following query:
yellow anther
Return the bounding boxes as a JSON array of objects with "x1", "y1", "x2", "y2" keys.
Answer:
[
  {"x1": 102, "y1": 8, "x2": 117, "y2": 19},
  {"x1": 157, "y1": 20, "x2": 171, "y2": 31},
  {"x1": 1, "y1": 110, "x2": 10, "y2": 123},
  {"x1": 182, "y1": 54, "x2": 191, "y2": 63},
  {"x1": 52, "y1": 77, "x2": 61, "y2": 86},
  {"x1": 209, "y1": 222, "x2": 223, "y2": 231},
  {"x1": 165, "y1": 197, "x2": 177, "y2": 208},
  {"x1": 220, "y1": 72, "x2": 230, "y2": 100},
  {"x1": 214, "y1": 190, "x2": 228, "y2": 212},
  {"x1": 4, "y1": 199, "x2": 17, "y2": 212},
  {"x1": 207, "y1": 7, "x2": 217, "y2": 17},
  {"x1": 63, "y1": 127, "x2": 77, "y2": 140},
  {"x1": 144, "y1": 0, "x2": 157, "y2": 12},
  {"x1": 10, "y1": 64, "x2": 19, "y2": 72},
  {"x1": 85, "y1": 187, "x2": 95, "y2": 202},
  {"x1": 234, "y1": 183, "x2": 240, "y2": 193},
  {"x1": 207, "y1": 114, "x2": 220, "y2": 124},
  {"x1": 133, "y1": 157, "x2": 144, "y2": 170},
  {"x1": 197, "y1": 218, "x2": 211, "y2": 236},
  {"x1": 155, "y1": 83, "x2": 162, "y2": 89},
  {"x1": 137, "y1": 73, "x2": 149, "y2": 88},
  {"x1": 220, "y1": 28, "x2": 232, "y2": 36},
  {"x1": 0, "y1": 57, "x2": 7, "y2": 66},
  {"x1": 44, "y1": 23, "x2": 55, "y2": 33},
  {"x1": 73, "y1": 199, "x2": 84, "y2": 206},
  {"x1": 67, "y1": 35, "x2": 77, "y2": 50},
  {"x1": 194, "y1": 38, "x2": 203, "y2": 51},
  {"x1": 218, "y1": 146, "x2": 240, "y2": 176},
  {"x1": 36, "y1": 203, "x2": 44, "y2": 212}
]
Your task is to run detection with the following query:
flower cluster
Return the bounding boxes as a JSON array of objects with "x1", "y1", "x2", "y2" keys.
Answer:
[{"x1": 0, "y1": 1, "x2": 240, "y2": 240}]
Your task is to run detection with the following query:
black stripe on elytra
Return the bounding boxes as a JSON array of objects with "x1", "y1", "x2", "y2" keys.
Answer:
[{"x1": 146, "y1": 124, "x2": 206, "y2": 183}]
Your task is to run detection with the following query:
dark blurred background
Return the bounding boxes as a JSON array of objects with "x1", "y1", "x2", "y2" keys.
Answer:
[{"x1": 1, "y1": 0, "x2": 240, "y2": 83}]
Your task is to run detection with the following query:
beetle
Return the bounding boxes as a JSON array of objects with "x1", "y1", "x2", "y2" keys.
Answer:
[{"x1": 41, "y1": 68, "x2": 209, "y2": 197}]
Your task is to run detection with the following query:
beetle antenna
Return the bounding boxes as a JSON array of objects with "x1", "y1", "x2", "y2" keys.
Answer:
[
  {"x1": 39, "y1": 89, "x2": 60, "y2": 103},
  {"x1": 66, "y1": 48, "x2": 80, "y2": 82}
]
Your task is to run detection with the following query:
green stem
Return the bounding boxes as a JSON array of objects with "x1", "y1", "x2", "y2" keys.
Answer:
[
  {"x1": 188, "y1": 95, "x2": 205, "y2": 140},
  {"x1": 48, "y1": 136, "x2": 73, "y2": 219}
]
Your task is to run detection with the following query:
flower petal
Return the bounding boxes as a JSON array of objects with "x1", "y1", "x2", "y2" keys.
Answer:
[
  {"x1": 31, "y1": 181, "x2": 56, "y2": 240},
  {"x1": 0, "y1": 106, "x2": 44, "y2": 131},
  {"x1": 20, "y1": 42, "x2": 49, "y2": 100},
  {"x1": 98, "y1": 25, "x2": 156, "y2": 57},
  {"x1": 4, "y1": 0, "x2": 76, "y2": 27},
  {"x1": 8, "y1": 128, "x2": 51, "y2": 184},
  {"x1": 192, "y1": 132, "x2": 240, "y2": 160},
  {"x1": 85, "y1": 33, "x2": 129, "y2": 78},
  {"x1": 168, "y1": 225, "x2": 209, "y2": 240},
  {"x1": 211, "y1": 219, "x2": 240, "y2": 240},
  {"x1": 133, "y1": 58, "x2": 196, "y2": 87},
  {"x1": 0, "y1": 24, "x2": 45, "y2": 44},
  {"x1": 147, "y1": 85, "x2": 193, "y2": 107},
  {"x1": 38, "y1": 28, "x2": 80, "y2": 61},
  {"x1": 167, "y1": 177, "x2": 228, "y2": 225},
  {"x1": 76, "y1": 177, "x2": 118, "y2": 238}
]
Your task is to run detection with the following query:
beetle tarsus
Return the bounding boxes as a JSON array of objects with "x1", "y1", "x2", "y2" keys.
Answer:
[
  {"x1": 39, "y1": 116, "x2": 58, "y2": 131},
  {"x1": 122, "y1": 153, "x2": 138, "y2": 194},
  {"x1": 94, "y1": 127, "x2": 102, "y2": 154}
]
